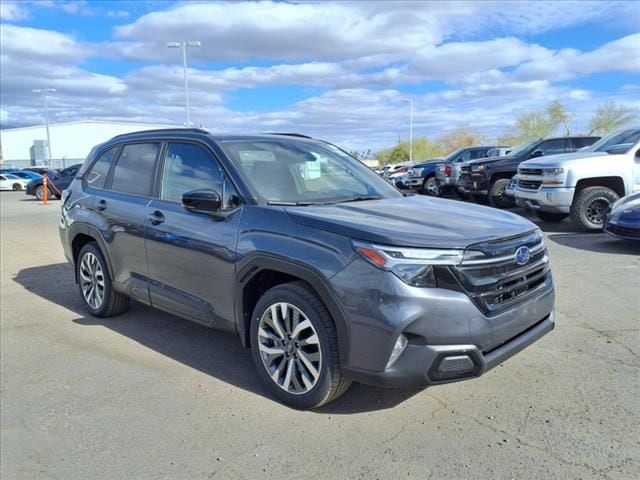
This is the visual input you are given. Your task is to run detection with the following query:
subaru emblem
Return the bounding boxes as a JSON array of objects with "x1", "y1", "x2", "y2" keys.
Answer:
[{"x1": 515, "y1": 246, "x2": 531, "y2": 265}]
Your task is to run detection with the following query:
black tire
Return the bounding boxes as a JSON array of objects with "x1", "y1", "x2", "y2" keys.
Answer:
[
  {"x1": 12, "y1": 183, "x2": 22, "y2": 191},
  {"x1": 76, "y1": 242, "x2": 130, "y2": 317},
  {"x1": 421, "y1": 176, "x2": 440, "y2": 196},
  {"x1": 570, "y1": 186, "x2": 619, "y2": 231},
  {"x1": 35, "y1": 185, "x2": 53, "y2": 201},
  {"x1": 250, "y1": 281, "x2": 351, "y2": 409},
  {"x1": 489, "y1": 178, "x2": 515, "y2": 209},
  {"x1": 534, "y1": 211, "x2": 568, "y2": 223}
]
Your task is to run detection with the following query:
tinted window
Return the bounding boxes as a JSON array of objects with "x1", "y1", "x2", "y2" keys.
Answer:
[
  {"x1": 86, "y1": 147, "x2": 118, "y2": 189},
  {"x1": 111, "y1": 143, "x2": 160, "y2": 196},
  {"x1": 161, "y1": 142, "x2": 239, "y2": 209},
  {"x1": 470, "y1": 149, "x2": 488, "y2": 159},
  {"x1": 536, "y1": 139, "x2": 566, "y2": 156}
]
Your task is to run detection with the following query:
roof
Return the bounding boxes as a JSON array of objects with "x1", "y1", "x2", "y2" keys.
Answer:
[{"x1": 108, "y1": 129, "x2": 317, "y2": 143}]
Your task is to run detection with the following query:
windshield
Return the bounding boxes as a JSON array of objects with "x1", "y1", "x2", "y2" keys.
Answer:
[
  {"x1": 589, "y1": 129, "x2": 640, "y2": 154},
  {"x1": 221, "y1": 139, "x2": 402, "y2": 204},
  {"x1": 444, "y1": 148, "x2": 465, "y2": 162},
  {"x1": 508, "y1": 140, "x2": 538, "y2": 157}
]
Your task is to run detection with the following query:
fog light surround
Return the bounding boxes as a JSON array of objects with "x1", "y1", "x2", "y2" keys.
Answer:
[{"x1": 386, "y1": 334, "x2": 408, "y2": 369}]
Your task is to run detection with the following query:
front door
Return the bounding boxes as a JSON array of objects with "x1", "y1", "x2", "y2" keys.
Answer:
[{"x1": 144, "y1": 141, "x2": 242, "y2": 327}]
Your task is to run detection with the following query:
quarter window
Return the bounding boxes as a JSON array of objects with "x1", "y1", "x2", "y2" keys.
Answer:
[
  {"x1": 161, "y1": 142, "x2": 239, "y2": 208},
  {"x1": 111, "y1": 143, "x2": 160, "y2": 196},
  {"x1": 86, "y1": 147, "x2": 118, "y2": 189}
]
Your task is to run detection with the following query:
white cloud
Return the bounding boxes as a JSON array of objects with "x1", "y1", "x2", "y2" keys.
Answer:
[
  {"x1": 0, "y1": 2, "x2": 29, "y2": 21},
  {"x1": 107, "y1": 10, "x2": 130, "y2": 19}
]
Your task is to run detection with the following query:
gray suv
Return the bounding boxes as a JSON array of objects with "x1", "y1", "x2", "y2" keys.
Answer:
[{"x1": 59, "y1": 129, "x2": 555, "y2": 408}]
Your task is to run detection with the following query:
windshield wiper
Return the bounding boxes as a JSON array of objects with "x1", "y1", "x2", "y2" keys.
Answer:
[{"x1": 332, "y1": 195, "x2": 383, "y2": 204}]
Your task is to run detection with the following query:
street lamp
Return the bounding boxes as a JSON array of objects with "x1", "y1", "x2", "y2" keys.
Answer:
[
  {"x1": 167, "y1": 41, "x2": 201, "y2": 127},
  {"x1": 401, "y1": 98, "x2": 413, "y2": 163},
  {"x1": 32, "y1": 88, "x2": 56, "y2": 161}
]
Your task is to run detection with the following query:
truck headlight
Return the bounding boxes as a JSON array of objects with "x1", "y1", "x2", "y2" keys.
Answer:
[
  {"x1": 541, "y1": 167, "x2": 565, "y2": 185},
  {"x1": 471, "y1": 164, "x2": 486, "y2": 172},
  {"x1": 542, "y1": 167, "x2": 564, "y2": 175},
  {"x1": 352, "y1": 241, "x2": 464, "y2": 287}
]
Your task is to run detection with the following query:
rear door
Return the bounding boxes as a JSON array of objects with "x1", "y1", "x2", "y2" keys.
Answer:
[
  {"x1": 89, "y1": 142, "x2": 161, "y2": 304},
  {"x1": 144, "y1": 141, "x2": 242, "y2": 327}
]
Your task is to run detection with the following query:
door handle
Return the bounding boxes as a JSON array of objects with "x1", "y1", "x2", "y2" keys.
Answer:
[
  {"x1": 147, "y1": 210, "x2": 165, "y2": 225},
  {"x1": 96, "y1": 199, "x2": 107, "y2": 211}
]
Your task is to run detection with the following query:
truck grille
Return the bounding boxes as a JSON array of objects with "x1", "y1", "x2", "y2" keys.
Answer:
[
  {"x1": 519, "y1": 168, "x2": 543, "y2": 176},
  {"x1": 519, "y1": 179, "x2": 542, "y2": 190},
  {"x1": 450, "y1": 230, "x2": 551, "y2": 315}
]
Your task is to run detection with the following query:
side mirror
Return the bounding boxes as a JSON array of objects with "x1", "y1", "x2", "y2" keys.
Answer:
[
  {"x1": 530, "y1": 150, "x2": 544, "y2": 158},
  {"x1": 182, "y1": 189, "x2": 222, "y2": 215}
]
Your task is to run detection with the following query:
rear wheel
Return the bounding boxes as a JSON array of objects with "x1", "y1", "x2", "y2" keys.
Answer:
[
  {"x1": 570, "y1": 186, "x2": 619, "y2": 231},
  {"x1": 35, "y1": 185, "x2": 53, "y2": 201},
  {"x1": 421, "y1": 177, "x2": 440, "y2": 196},
  {"x1": 535, "y1": 211, "x2": 568, "y2": 223},
  {"x1": 12, "y1": 183, "x2": 22, "y2": 191},
  {"x1": 489, "y1": 178, "x2": 515, "y2": 209},
  {"x1": 77, "y1": 242, "x2": 130, "y2": 317},
  {"x1": 250, "y1": 281, "x2": 350, "y2": 409}
]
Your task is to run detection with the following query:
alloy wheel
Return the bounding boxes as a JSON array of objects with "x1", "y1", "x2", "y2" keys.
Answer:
[
  {"x1": 257, "y1": 302, "x2": 322, "y2": 395},
  {"x1": 586, "y1": 198, "x2": 608, "y2": 225},
  {"x1": 79, "y1": 252, "x2": 105, "y2": 309}
]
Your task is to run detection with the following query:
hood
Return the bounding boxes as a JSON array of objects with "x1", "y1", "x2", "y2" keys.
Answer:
[
  {"x1": 520, "y1": 150, "x2": 607, "y2": 168},
  {"x1": 285, "y1": 195, "x2": 537, "y2": 249},
  {"x1": 467, "y1": 155, "x2": 517, "y2": 167}
]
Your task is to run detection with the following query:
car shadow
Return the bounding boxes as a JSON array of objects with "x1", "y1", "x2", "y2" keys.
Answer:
[
  {"x1": 13, "y1": 263, "x2": 421, "y2": 413},
  {"x1": 545, "y1": 232, "x2": 640, "y2": 255}
]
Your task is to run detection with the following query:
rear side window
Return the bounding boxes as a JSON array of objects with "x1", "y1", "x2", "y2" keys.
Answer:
[
  {"x1": 470, "y1": 149, "x2": 487, "y2": 159},
  {"x1": 537, "y1": 139, "x2": 566, "y2": 156},
  {"x1": 111, "y1": 143, "x2": 160, "y2": 196},
  {"x1": 86, "y1": 147, "x2": 117, "y2": 189}
]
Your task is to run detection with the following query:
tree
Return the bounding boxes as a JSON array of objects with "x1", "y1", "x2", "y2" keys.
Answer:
[
  {"x1": 546, "y1": 100, "x2": 571, "y2": 136},
  {"x1": 588, "y1": 102, "x2": 638, "y2": 136},
  {"x1": 498, "y1": 100, "x2": 570, "y2": 146},
  {"x1": 436, "y1": 126, "x2": 485, "y2": 154}
]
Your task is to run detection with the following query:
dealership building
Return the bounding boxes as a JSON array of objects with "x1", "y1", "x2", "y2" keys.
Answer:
[{"x1": 0, "y1": 120, "x2": 175, "y2": 169}]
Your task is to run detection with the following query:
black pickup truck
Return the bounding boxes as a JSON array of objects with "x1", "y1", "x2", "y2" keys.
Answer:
[{"x1": 458, "y1": 136, "x2": 600, "y2": 208}]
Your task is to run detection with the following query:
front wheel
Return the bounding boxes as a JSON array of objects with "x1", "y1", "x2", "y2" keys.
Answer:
[
  {"x1": 422, "y1": 177, "x2": 440, "y2": 196},
  {"x1": 12, "y1": 183, "x2": 22, "y2": 191},
  {"x1": 489, "y1": 179, "x2": 516, "y2": 209},
  {"x1": 35, "y1": 185, "x2": 53, "y2": 201},
  {"x1": 535, "y1": 211, "x2": 568, "y2": 223},
  {"x1": 570, "y1": 186, "x2": 619, "y2": 231},
  {"x1": 250, "y1": 282, "x2": 351, "y2": 409}
]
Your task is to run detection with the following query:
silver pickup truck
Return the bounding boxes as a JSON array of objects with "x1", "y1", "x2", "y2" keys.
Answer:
[{"x1": 515, "y1": 128, "x2": 640, "y2": 230}]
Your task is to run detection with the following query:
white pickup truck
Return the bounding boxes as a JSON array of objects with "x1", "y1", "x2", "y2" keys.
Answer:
[{"x1": 514, "y1": 128, "x2": 640, "y2": 230}]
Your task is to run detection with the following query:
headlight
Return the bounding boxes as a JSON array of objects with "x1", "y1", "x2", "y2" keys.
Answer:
[
  {"x1": 542, "y1": 167, "x2": 564, "y2": 175},
  {"x1": 412, "y1": 168, "x2": 423, "y2": 177},
  {"x1": 352, "y1": 241, "x2": 464, "y2": 287},
  {"x1": 471, "y1": 164, "x2": 486, "y2": 172}
]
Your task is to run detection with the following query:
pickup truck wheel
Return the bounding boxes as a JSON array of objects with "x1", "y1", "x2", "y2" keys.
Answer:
[
  {"x1": 489, "y1": 179, "x2": 516, "y2": 209},
  {"x1": 77, "y1": 242, "x2": 130, "y2": 317},
  {"x1": 250, "y1": 281, "x2": 351, "y2": 409},
  {"x1": 570, "y1": 186, "x2": 619, "y2": 231},
  {"x1": 422, "y1": 177, "x2": 440, "y2": 196},
  {"x1": 534, "y1": 211, "x2": 568, "y2": 222}
]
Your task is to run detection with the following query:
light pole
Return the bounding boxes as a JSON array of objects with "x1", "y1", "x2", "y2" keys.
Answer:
[
  {"x1": 402, "y1": 98, "x2": 413, "y2": 163},
  {"x1": 167, "y1": 41, "x2": 201, "y2": 127},
  {"x1": 32, "y1": 88, "x2": 56, "y2": 161}
]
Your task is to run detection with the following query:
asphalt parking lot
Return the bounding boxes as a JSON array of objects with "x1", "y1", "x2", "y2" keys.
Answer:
[{"x1": 1, "y1": 191, "x2": 639, "y2": 480}]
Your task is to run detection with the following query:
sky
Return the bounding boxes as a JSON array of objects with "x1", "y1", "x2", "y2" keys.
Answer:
[{"x1": 0, "y1": 0, "x2": 639, "y2": 151}]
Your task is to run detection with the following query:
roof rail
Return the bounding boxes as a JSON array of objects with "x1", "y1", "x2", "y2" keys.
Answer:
[
  {"x1": 111, "y1": 127, "x2": 209, "y2": 140},
  {"x1": 263, "y1": 132, "x2": 314, "y2": 139}
]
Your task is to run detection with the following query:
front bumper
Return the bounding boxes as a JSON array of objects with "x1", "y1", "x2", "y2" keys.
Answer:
[
  {"x1": 515, "y1": 187, "x2": 574, "y2": 214},
  {"x1": 406, "y1": 177, "x2": 423, "y2": 188},
  {"x1": 330, "y1": 258, "x2": 555, "y2": 388},
  {"x1": 604, "y1": 213, "x2": 640, "y2": 241},
  {"x1": 458, "y1": 173, "x2": 489, "y2": 195}
]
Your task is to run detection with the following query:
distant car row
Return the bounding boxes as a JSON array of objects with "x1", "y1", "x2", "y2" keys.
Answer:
[
  {"x1": 0, "y1": 164, "x2": 81, "y2": 199},
  {"x1": 374, "y1": 128, "x2": 640, "y2": 237}
]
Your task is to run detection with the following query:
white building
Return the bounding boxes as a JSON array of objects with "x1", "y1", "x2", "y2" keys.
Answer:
[{"x1": 0, "y1": 120, "x2": 177, "y2": 166}]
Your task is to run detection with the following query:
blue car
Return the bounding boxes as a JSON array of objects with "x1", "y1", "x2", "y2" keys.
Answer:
[
  {"x1": 6, "y1": 170, "x2": 43, "y2": 180},
  {"x1": 603, "y1": 193, "x2": 640, "y2": 241}
]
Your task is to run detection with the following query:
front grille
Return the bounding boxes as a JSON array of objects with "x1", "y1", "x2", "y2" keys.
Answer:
[
  {"x1": 519, "y1": 179, "x2": 542, "y2": 190},
  {"x1": 451, "y1": 230, "x2": 551, "y2": 315},
  {"x1": 519, "y1": 168, "x2": 543, "y2": 176},
  {"x1": 460, "y1": 165, "x2": 471, "y2": 174},
  {"x1": 606, "y1": 224, "x2": 640, "y2": 238}
]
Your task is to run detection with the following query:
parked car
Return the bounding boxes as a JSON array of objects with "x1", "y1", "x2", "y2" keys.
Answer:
[
  {"x1": 389, "y1": 170, "x2": 410, "y2": 189},
  {"x1": 0, "y1": 173, "x2": 30, "y2": 191},
  {"x1": 515, "y1": 128, "x2": 640, "y2": 229},
  {"x1": 405, "y1": 158, "x2": 446, "y2": 195},
  {"x1": 459, "y1": 136, "x2": 600, "y2": 208},
  {"x1": 604, "y1": 193, "x2": 640, "y2": 241},
  {"x1": 22, "y1": 167, "x2": 59, "y2": 176},
  {"x1": 60, "y1": 129, "x2": 555, "y2": 408},
  {"x1": 435, "y1": 146, "x2": 508, "y2": 197},
  {"x1": 25, "y1": 164, "x2": 81, "y2": 200},
  {"x1": 383, "y1": 163, "x2": 411, "y2": 178},
  {"x1": 6, "y1": 170, "x2": 43, "y2": 180}
]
